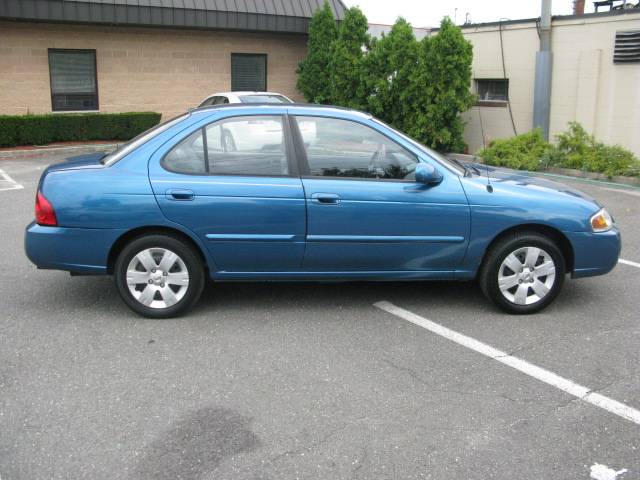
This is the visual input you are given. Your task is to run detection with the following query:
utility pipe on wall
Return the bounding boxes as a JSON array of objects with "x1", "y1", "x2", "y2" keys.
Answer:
[{"x1": 533, "y1": 0, "x2": 553, "y2": 139}]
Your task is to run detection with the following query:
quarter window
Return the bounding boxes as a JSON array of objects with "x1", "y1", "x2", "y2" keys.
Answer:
[
  {"x1": 162, "y1": 129, "x2": 207, "y2": 174},
  {"x1": 294, "y1": 116, "x2": 418, "y2": 180},
  {"x1": 48, "y1": 49, "x2": 98, "y2": 111}
]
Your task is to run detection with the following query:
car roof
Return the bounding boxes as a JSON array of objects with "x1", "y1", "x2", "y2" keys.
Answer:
[{"x1": 189, "y1": 103, "x2": 372, "y2": 120}]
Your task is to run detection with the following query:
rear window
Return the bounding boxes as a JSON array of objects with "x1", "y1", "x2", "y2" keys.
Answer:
[
  {"x1": 102, "y1": 114, "x2": 188, "y2": 166},
  {"x1": 239, "y1": 95, "x2": 291, "y2": 104}
]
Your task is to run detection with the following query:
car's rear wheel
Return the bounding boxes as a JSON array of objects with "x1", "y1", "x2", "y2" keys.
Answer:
[
  {"x1": 114, "y1": 234, "x2": 205, "y2": 318},
  {"x1": 479, "y1": 232, "x2": 565, "y2": 314}
]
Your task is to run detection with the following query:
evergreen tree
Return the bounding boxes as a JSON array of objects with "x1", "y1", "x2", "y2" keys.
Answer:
[
  {"x1": 328, "y1": 7, "x2": 370, "y2": 109},
  {"x1": 296, "y1": 1, "x2": 338, "y2": 104},
  {"x1": 363, "y1": 18, "x2": 419, "y2": 133},
  {"x1": 406, "y1": 17, "x2": 475, "y2": 152}
]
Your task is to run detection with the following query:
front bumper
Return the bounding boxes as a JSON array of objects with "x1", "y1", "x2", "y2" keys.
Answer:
[
  {"x1": 24, "y1": 222, "x2": 126, "y2": 274},
  {"x1": 565, "y1": 227, "x2": 621, "y2": 278}
]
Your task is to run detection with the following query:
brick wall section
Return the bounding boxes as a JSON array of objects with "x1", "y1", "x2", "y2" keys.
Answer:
[{"x1": 0, "y1": 21, "x2": 308, "y2": 118}]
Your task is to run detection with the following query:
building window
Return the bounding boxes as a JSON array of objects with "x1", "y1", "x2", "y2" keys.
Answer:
[
  {"x1": 475, "y1": 79, "x2": 508, "y2": 106},
  {"x1": 231, "y1": 54, "x2": 267, "y2": 91},
  {"x1": 48, "y1": 49, "x2": 98, "y2": 111}
]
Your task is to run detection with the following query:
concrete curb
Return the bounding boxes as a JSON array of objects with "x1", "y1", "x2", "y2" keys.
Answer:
[{"x1": 0, "y1": 143, "x2": 119, "y2": 159}]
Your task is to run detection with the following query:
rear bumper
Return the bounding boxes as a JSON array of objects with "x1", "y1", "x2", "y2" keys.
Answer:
[
  {"x1": 566, "y1": 227, "x2": 621, "y2": 278},
  {"x1": 24, "y1": 222, "x2": 126, "y2": 274}
]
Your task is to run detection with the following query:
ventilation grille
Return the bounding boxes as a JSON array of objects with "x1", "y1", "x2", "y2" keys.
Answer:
[{"x1": 614, "y1": 30, "x2": 640, "y2": 64}]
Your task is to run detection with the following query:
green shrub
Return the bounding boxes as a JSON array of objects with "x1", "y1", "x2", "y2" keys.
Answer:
[
  {"x1": 478, "y1": 129, "x2": 554, "y2": 171},
  {"x1": 553, "y1": 122, "x2": 639, "y2": 177},
  {"x1": 0, "y1": 112, "x2": 161, "y2": 148},
  {"x1": 478, "y1": 122, "x2": 640, "y2": 177}
]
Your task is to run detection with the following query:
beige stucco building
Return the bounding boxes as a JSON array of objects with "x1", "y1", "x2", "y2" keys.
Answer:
[
  {"x1": 458, "y1": 9, "x2": 640, "y2": 155},
  {"x1": 0, "y1": 0, "x2": 346, "y2": 119}
]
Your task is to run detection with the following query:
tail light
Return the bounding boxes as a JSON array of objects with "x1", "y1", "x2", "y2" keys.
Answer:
[{"x1": 35, "y1": 192, "x2": 57, "y2": 226}]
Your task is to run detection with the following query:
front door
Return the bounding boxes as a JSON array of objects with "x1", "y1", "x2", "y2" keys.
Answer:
[
  {"x1": 291, "y1": 115, "x2": 470, "y2": 275},
  {"x1": 149, "y1": 114, "x2": 305, "y2": 273}
]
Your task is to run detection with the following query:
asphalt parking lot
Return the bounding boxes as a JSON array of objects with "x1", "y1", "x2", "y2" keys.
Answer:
[{"x1": 1, "y1": 148, "x2": 639, "y2": 480}]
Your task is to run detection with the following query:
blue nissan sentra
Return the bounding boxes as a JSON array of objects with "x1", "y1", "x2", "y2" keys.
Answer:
[{"x1": 25, "y1": 105, "x2": 620, "y2": 318}]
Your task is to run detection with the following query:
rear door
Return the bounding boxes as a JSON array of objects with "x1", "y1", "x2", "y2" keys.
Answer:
[
  {"x1": 290, "y1": 114, "x2": 470, "y2": 275},
  {"x1": 148, "y1": 113, "x2": 306, "y2": 274}
]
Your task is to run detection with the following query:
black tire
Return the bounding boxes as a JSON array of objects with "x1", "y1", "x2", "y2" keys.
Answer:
[
  {"x1": 114, "y1": 234, "x2": 205, "y2": 318},
  {"x1": 478, "y1": 231, "x2": 566, "y2": 314}
]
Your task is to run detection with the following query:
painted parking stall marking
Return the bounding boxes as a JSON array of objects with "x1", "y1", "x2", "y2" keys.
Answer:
[
  {"x1": 619, "y1": 258, "x2": 640, "y2": 269},
  {"x1": 374, "y1": 301, "x2": 640, "y2": 425},
  {"x1": 0, "y1": 168, "x2": 24, "y2": 191}
]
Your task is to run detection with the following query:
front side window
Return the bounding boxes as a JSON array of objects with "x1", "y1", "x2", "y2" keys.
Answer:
[
  {"x1": 162, "y1": 115, "x2": 288, "y2": 176},
  {"x1": 231, "y1": 54, "x2": 267, "y2": 91},
  {"x1": 48, "y1": 49, "x2": 98, "y2": 111},
  {"x1": 294, "y1": 116, "x2": 418, "y2": 180}
]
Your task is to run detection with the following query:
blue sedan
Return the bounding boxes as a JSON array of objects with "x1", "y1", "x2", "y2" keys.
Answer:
[{"x1": 25, "y1": 105, "x2": 620, "y2": 318}]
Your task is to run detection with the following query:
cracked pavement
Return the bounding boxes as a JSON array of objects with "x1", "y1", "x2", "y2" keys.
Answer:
[{"x1": 0, "y1": 150, "x2": 639, "y2": 479}]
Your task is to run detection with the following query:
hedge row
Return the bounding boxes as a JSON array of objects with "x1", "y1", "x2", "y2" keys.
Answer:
[{"x1": 0, "y1": 112, "x2": 162, "y2": 148}]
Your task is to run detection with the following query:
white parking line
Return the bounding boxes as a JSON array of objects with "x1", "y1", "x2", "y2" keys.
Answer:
[
  {"x1": 0, "y1": 168, "x2": 24, "y2": 191},
  {"x1": 374, "y1": 301, "x2": 640, "y2": 425},
  {"x1": 619, "y1": 258, "x2": 640, "y2": 269}
]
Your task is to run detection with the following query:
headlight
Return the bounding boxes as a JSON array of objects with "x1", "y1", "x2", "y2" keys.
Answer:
[{"x1": 590, "y1": 208, "x2": 613, "y2": 232}]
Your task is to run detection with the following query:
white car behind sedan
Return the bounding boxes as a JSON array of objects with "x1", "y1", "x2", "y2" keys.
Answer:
[{"x1": 198, "y1": 91, "x2": 293, "y2": 107}]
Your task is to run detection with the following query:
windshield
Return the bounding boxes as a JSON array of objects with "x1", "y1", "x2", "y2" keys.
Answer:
[
  {"x1": 102, "y1": 114, "x2": 189, "y2": 166},
  {"x1": 371, "y1": 118, "x2": 465, "y2": 175},
  {"x1": 239, "y1": 95, "x2": 291, "y2": 104}
]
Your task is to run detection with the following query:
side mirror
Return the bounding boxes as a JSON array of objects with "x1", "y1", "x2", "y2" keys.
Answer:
[{"x1": 415, "y1": 163, "x2": 443, "y2": 185}]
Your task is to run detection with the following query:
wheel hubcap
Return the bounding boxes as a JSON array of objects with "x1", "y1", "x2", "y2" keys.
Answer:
[
  {"x1": 126, "y1": 248, "x2": 189, "y2": 309},
  {"x1": 498, "y1": 246, "x2": 556, "y2": 306}
]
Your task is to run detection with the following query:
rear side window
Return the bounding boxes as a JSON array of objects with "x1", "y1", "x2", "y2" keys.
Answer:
[{"x1": 162, "y1": 115, "x2": 288, "y2": 176}]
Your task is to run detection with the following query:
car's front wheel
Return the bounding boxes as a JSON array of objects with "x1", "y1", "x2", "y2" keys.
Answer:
[
  {"x1": 114, "y1": 234, "x2": 205, "y2": 318},
  {"x1": 479, "y1": 232, "x2": 566, "y2": 314}
]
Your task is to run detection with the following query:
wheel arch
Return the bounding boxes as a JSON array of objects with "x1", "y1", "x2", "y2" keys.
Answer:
[
  {"x1": 107, "y1": 225, "x2": 211, "y2": 275},
  {"x1": 479, "y1": 223, "x2": 574, "y2": 276}
]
